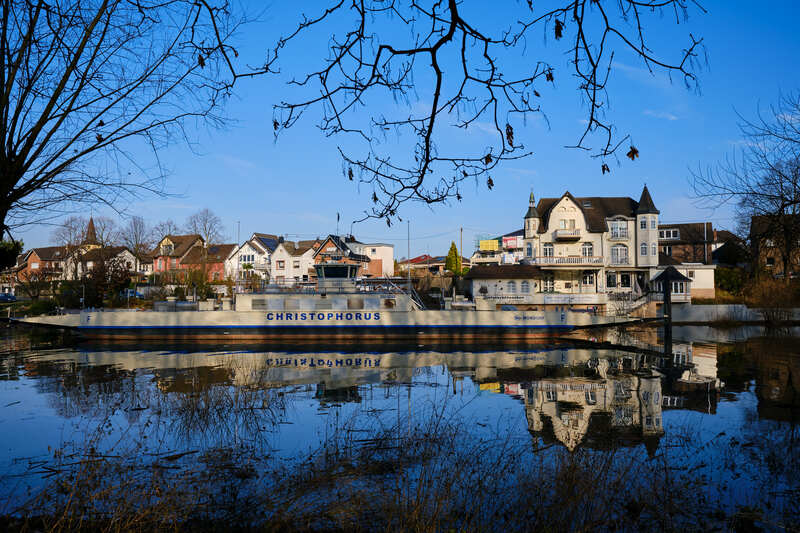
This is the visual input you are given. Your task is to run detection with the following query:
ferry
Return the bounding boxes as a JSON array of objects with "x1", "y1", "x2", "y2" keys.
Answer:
[{"x1": 16, "y1": 263, "x2": 634, "y2": 343}]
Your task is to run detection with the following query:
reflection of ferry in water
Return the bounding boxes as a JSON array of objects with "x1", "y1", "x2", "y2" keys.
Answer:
[{"x1": 17, "y1": 264, "x2": 637, "y2": 343}]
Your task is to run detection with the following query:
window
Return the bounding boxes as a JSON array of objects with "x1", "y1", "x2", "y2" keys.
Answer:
[
  {"x1": 158, "y1": 259, "x2": 163, "y2": 270},
  {"x1": 640, "y1": 242, "x2": 648, "y2": 256},
  {"x1": 171, "y1": 258, "x2": 177, "y2": 268},
  {"x1": 213, "y1": 272, "x2": 219, "y2": 281},
  {"x1": 610, "y1": 220, "x2": 628, "y2": 239},
  {"x1": 662, "y1": 245, "x2": 672, "y2": 256},
  {"x1": 161, "y1": 244, "x2": 173, "y2": 255},
  {"x1": 526, "y1": 243, "x2": 532, "y2": 257},
  {"x1": 582, "y1": 200, "x2": 592, "y2": 208},
  {"x1": 546, "y1": 390, "x2": 557, "y2": 402},
  {"x1": 293, "y1": 260, "x2": 300, "y2": 268},
  {"x1": 507, "y1": 281, "x2": 517, "y2": 293},
  {"x1": 543, "y1": 243, "x2": 554, "y2": 257},
  {"x1": 650, "y1": 217, "x2": 657, "y2": 229},
  {"x1": 31, "y1": 262, "x2": 39, "y2": 269},
  {"x1": 672, "y1": 281, "x2": 686, "y2": 293},
  {"x1": 543, "y1": 275, "x2": 555, "y2": 293},
  {"x1": 585, "y1": 390, "x2": 597, "y2": 404},
  {"x1": 277, "y1": 260, "x2": 285, "y2": 269},
  {"x1": 652, "y1": 243, "x2": 657, "y2": 256},
  {"x1": 688, "y1": 270, "x2": 695, "y2": 278},
  {"x1": 661, "y1": 229, "x2": 680, "y2": 240},
  {"x1": 582, "y1": 272, "x2": 594, "y2": 285},
  {"x1": 606, "y1": 272, "x2": 617, "y2": 288},
  {"x1": 611, "y1": 244, "x2": 628, "y2": 264},
  {"x1": 559, "y1": 219, "x2": 575, "y2": 229},
  {"x1": 620, "y1": 273, "x2": 631, "y2": 288},
  {"x1": 581, "y1": 242, "x2": 593, "y2": 257},
  {"x1": 640, "y1": 218, "x2": 647, "y2": 229},
  {"x1": 659, "y1": 230, "x2": 665, "y2": 239},
  {"x1": 521, "y1": 281, "x2": 530, "y2": 293},
  {"x1": 766, "y1": 257, "x2": 775, "y2": 266},
  {"x1": 371, "y1": 248, "x2": 377, "y2": 254}
]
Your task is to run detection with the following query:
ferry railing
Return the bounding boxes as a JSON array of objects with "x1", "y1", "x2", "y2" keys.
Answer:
[{"x1": 384, "y1": 278, "x2": 427, "y2": 310}]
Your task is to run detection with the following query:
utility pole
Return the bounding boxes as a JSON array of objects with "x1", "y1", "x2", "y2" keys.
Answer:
[
  {"x1": 407, "y1": 220, "x2": 411, "y2": 292},
  {"x1": 459, "y1": 227, "x2": 463, "y2": 274}
]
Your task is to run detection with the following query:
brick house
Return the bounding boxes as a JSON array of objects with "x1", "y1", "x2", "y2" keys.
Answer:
[
  {"x1": 749, "y1": 214, "x2": 800, "y2": 277},
  {"x1": 657, "y1": 222, "x2": 715, "y2": 264},
  {"x1": 312, "y1": 235, "x2": 372, "y2": 276},
  {"x1": 181, "y1": 243, "x2": 237, "y2": 282}
]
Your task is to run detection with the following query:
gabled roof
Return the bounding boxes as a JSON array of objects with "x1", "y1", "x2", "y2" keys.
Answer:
[
  {"x1": 658, "y1": 253, "x2": 681, "y2": 266},
  {"x1": 314, "y1": 235, "x2": 370, "y2": 262},
  {"x1": 651, "y1": 266, "x2": 691, "y2": 284},
  {"x1": 464, "y1": 264, "x2": 542, "y2": 280},
  {"x1": 252, "y1": 233, "x2": 281, "y2": 253},
  {"x1": 79, "y1": 246, "x2": 133, "y2": 262},
  {"x1": 30, "y1": 246, "x2": 68, "y2": 261},
  {"x1": 636, "y1": 185, "x2": 659, "y2": 215},
  {"x1": 181, "y1": 244, "x2": 237, "y2": 264},
  {"x1": 501, "y1": 228, "x2": 525, "y2": 238},
  {"x1": 275, "y1": 239, "x2": 320, "y2": 257},
  {"x1": 535, "y1": 192, "x2": 640, "y2": 233},
  {"x1": 151, "y1": 234, "x2": 203, "y2": 257}
]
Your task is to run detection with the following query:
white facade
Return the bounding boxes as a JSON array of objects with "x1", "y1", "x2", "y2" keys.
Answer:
[
  {"x1": 270, "y1": 242, "x2": 316, "y2": 284},
  {"x1": 64, "y1": 248, "x2": 138, "y2": 280},
  {"x1": 226, "y1": 240, "x2": 271, "y2": 281},
  {"x1": 349, "y1": 242, "x2": 395, "y2": 276}
]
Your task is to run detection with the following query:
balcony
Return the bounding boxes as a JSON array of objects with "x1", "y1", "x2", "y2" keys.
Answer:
[
  {"x1": 532, "y1": 256, "x2": 604, "y2": 266},
  {"x1": 609, "y1": 256, "x2": 629, "y2": 266},
  {"x1": 553, "y1": 229, "x2": 581, "y2": 240},
  {"x1": 609, "y1": 230, "x2": 629, "y2": 241}
]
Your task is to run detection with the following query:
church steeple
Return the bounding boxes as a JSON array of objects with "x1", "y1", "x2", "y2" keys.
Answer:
[{"x1": 83, "y1": 217, "x2": 99, "y2": 246}]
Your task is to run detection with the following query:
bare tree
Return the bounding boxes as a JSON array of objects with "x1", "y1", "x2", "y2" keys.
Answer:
[
  {"x1": 51, "y1": 216, "x2": 86, "y2": 247},
  {"x1": 120, "y1": 216, "x2": 153, "y2": 258},
  {"x1": 151, "y1": 219, "x2": 183, "y2": 241},
  {"x1": 256, "y1": 1, "x2": 705, "y2": 224},
  {"x1": 186, "y1": 208, "x2": 224, "y2": 245},
  {"x1": 92, "y1": 216, "x2": 120, "y2": 247},
  {"x1": 692, "y1": 93, "x2": 800, "y2": 279},
  {"x1": 0, "y1": 0, "x2": 243, "y2": 237}
]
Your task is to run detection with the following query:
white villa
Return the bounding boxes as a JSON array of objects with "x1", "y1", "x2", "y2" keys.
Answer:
[
  {"x1": 225, "y1": 233, "x2": 280, "y2": 281},
  {"x1": 466, "y1": 187, "x2": 695, "y2": 312}
]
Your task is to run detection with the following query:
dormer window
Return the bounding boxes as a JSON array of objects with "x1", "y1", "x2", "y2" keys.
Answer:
[
  {"x1": 161, "y1": 243, "x2": 174, "y2": 255},
  {"x1": 582, "y1": 200, "x2": 592, "y2": 208}
]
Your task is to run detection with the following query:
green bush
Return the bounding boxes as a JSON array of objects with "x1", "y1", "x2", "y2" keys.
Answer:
[
  {"x1": 716, "y1": 267, "x2": 746, "y2": 295},
  {"x1": 28, "y1": 299, "x2": 57, "y2": 316}
]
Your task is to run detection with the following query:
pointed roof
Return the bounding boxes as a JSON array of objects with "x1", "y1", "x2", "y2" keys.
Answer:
[
  {"x1": 84, "y1": 217, "x2": 99, "y2": 245},
  {"x1": 636, "y1": 185, "x2": 659, "y2": 215},
  {"x1": 524, "y1": 190, "x2": 539, "y2": 218}
]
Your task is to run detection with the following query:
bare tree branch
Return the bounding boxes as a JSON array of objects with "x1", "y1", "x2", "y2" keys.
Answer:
[{"x1": 255, "y1": 0, "x2": 705, "y2": 225}]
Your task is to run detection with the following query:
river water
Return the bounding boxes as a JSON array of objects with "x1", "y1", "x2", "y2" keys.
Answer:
[{"x1": 0, "y1": 325, "x2": 798, "y2": 530}]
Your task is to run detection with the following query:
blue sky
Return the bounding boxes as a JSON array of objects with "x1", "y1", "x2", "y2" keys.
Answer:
[{"x1": 16, "y1": 1, "x2": 800, "y2": 258}]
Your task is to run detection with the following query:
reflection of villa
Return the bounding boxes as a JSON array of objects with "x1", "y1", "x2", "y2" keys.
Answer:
[{"x1": 517, "y1": 358, "x2": 664, "y2": 451}]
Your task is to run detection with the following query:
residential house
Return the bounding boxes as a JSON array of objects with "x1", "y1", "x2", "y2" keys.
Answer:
[
  {"x1": 181, "y1": 243, "x2": 237, "y2": 282},
  {"x1": 311, "y1": 235, "x2": 373, "y2": 277},
  {"x1": 64, "y1": 246, "x2": 139, "y2": 280},
  {"x1": 749, "y1": 214, "x2": 800, "y2": 277},
  {"x1": 151, "y1": 234, "x2": 204, "y2": 279},
  {"x1": 399, "y1": 254, "x2": 472, "y2": 274},
  {"x1": 465, "y1": 186, "x2": 690, "y2": 311},
  {"x1": 657, "y1": 222, "x2": 715, "y2": 264},
  {"x1": 345, "y1": 240, "x2": 395, "y2": 277},
  {"x1": 270, "y1": 239, "x2": 320, "y2": 284},
  {"x1": 225, "y1": 232, "x2": 280, "y2": 281}
]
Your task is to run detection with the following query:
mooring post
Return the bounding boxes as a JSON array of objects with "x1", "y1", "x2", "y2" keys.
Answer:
[{"x1": 663, "y1": 280, "x2": 672, "y2": 363}]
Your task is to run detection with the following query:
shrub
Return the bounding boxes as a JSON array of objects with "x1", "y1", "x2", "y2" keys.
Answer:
[
  {"x1": 716, "y1": 267, "x2": 746, "y2": 295},
  {"x1": 27, "y1": 299, "x2": 57, "y2": 316}
]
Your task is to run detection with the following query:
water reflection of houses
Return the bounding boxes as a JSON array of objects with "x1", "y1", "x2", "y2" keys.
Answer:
[{"x1": 490, "y1": 356, "x2": 665, "y2": 452}]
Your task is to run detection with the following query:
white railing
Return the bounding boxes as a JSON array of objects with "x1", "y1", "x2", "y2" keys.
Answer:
[
  {"x1": 553, "y1": 229, "x2": 581, "y2": 239},
  {"x1": 609, "y1": 256, "x2": 629, "y2": 265},
  {"x1": 532, "y1": 256, "x2": 604, "y2": 265},
  {"x1": 609, "y1": 231, "x2": 629, "y2": 240}
]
